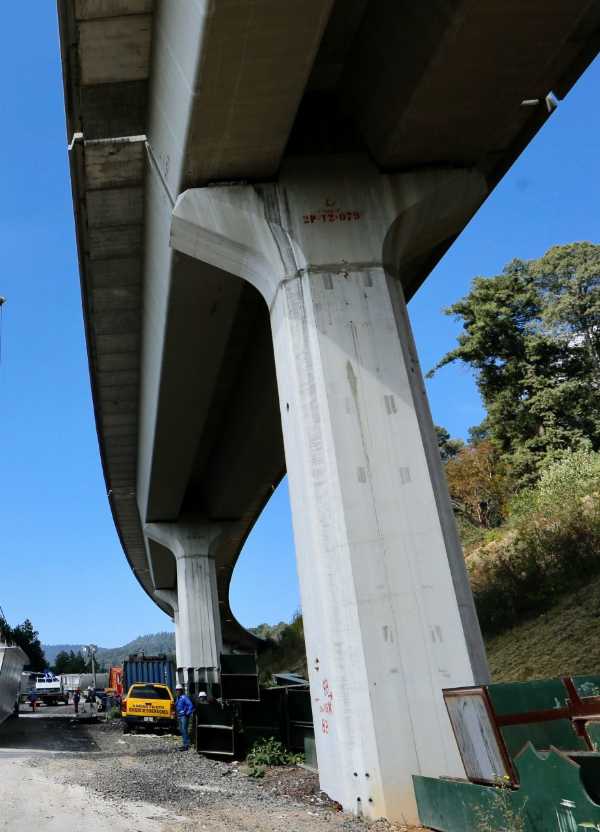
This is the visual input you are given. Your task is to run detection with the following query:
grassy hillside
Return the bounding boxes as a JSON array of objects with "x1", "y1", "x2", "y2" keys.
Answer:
[{"x1": 486, "y1": 574, "x2": 600, "y2": 682}]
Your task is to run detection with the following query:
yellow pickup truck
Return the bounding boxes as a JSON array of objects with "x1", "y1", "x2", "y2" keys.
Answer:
[{"x1": 121, "y1": 683, "x2": 176, "y2": 732}]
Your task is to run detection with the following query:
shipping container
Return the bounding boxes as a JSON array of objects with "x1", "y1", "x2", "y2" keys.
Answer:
[
  {"x1": 78, "y1": 672, "x2": 109, "y2": 691},
  {"x1": 60, "y1": 674, "x2": 81, "y2": 693},
  {"x1": 123, "y1": 657, "x2": 175, "y2": 694}
]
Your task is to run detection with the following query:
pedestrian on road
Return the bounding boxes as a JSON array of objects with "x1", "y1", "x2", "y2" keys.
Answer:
[
  {"x1": 175, "y1": 684, "x2": 194, "y2": 751},
  {"x1": 86, "y1": 686, "x2": 95, "y2": 713},
  {"x1": 27, "y1": 691, "x2": 38, "y2": 712},
  {"x1": 73, "y1": 689, "x2": 81, "y2": 715}
]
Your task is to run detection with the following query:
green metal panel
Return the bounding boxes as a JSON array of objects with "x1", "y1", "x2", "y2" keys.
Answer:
[
  {"x1": 486, "y1": 678, "x2": 587, "y2": 764},
  {"x1": 500, "y1": 719, "x2": 587, "y2": 760},
  {"x1": 516, "y1": 745, "x2": 600, "y2": 831},
  {"x1": 414, "y1": 775, "x2": 506, "y2": 831},
  {"x1": 414, "y1": 744, "x2": 600, "y2": 832},
  {"x1": 487, "y1": 678, "x2": 570, "y2": 716},
  {"x1": 586, "y1": 721, "x2": 600, "y2": 751},
  {"x1": 569, "y1": 753, "x2": 600, "y2": 804},
  {"x1": 572, "y1": 676, "x2": 600, "y2": 699}
]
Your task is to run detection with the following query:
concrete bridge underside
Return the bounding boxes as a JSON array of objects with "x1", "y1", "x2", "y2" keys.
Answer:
[{"x1": 59, "y1": 0, "x2": 599, "y2": 822}]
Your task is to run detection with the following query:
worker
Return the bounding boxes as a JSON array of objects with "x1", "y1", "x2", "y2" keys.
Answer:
[
  {"x1": 73, "y1": 689, "x2": 81, "y2": 715},
  {"x1": 175, "y1": 684, "x2": 194, "y2": 751},
  {"x1": 85, "y1": 686, "x2": 95, "y2": 713}
]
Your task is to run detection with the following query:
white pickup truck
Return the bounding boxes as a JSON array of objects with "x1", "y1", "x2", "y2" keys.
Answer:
[{"x1": 21, "y1": 673, "x2": 69, "y2": 706}]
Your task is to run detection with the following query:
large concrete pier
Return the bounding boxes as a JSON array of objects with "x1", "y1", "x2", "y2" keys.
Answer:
[{"x1": 170, "y1": 158, "x2": 490, "y2": 817}]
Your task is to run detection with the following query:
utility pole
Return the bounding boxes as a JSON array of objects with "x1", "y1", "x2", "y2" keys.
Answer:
[{"x1": 83, "y1": 644, "x2": 98, "y2": 688}]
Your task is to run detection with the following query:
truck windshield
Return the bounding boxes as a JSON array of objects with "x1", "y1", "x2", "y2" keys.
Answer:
[{"x1": 130, "y1": 685, "x2": 170, "y2": 700}]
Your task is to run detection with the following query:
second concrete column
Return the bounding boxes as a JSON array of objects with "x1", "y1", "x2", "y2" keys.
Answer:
[{"x1": 145, "y1": 522, "x2": 223, "y2": 678}]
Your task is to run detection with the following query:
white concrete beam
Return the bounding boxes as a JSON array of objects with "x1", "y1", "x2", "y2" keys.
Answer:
[
  {"x1": 148, "y1": 0, "x2": 335, "y2": 193},
  {"x1": 79, "y1": 14, "x2": 152, "y2": 85}
]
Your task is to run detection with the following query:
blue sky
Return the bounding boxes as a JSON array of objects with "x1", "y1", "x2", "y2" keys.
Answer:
[{"x1": 0, "y1": 7, "x2": 597, "y2": 647}]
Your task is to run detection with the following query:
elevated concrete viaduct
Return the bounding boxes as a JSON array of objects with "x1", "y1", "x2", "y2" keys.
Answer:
[{"x1": 58, "y1": 0, "x2": 599, "y2": 822}]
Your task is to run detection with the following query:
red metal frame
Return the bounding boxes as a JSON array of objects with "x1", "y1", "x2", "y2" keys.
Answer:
[
  {"x1": 446, "y1": 676, "x2": 600, "y2": 784},
  {"x1": 444, "y1": 686, "x2": 519, "y2": 787}
]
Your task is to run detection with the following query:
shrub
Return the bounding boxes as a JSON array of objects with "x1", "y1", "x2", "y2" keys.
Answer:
[
  {"x1": 246, "y1": 737, "x2": 303, "y2": 778},
  {"x1": 468, "y1": 449, "x2": 600, "y2": 635}
]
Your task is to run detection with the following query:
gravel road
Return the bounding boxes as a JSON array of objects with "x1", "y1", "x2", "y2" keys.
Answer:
[{"x1": 0, "y1": 706, "x2": 426, "y2": 832}]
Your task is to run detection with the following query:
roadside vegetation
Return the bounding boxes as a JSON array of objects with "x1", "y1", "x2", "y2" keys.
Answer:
[
  {"x1": 464, "y1": 448, "x2": 600, "y2": 635},
  {"x1": 246, "y1": 737, "x2": 304, "y2": 778}
]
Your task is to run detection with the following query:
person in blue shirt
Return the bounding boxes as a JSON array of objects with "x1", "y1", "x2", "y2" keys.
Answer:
[{"x1": 175, "y1": 684, "x2": 194, "y2": 751}]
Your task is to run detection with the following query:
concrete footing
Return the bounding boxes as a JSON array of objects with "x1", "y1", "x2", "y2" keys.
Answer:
[{"x1": 169, "y1": 156, "x2": 490, "y2": 824}]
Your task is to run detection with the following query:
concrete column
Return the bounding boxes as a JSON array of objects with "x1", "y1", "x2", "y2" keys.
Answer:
[
  {"x1": 145, "y1": 522, "x2": 223, "y2": 674},
  {"x1": 154, "y1": 589, "x2": 182, "y2": 669},
  {"x1": 170, "y1": 156, "x2": 490, "y2": 824}
]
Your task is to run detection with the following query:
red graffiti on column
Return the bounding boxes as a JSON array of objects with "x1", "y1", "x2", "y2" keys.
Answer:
[{"x1": 320, "y1": 679, "x2": 334, "y2": 727}]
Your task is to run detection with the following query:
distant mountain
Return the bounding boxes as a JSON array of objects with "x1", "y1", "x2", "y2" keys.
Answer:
[
  {"x1": 43, "y1": 644, "x2": 85, "y2": 664},
  {"x1": 44, "y1": 632, "x2": 175, "y2": 669}
]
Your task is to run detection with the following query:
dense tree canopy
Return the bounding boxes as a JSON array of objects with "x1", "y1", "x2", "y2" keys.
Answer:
[
  {"x1": 445, "y1": 440, "x2": 512, "y2": 529},
  {"x1": 53, "y1": 650, "x2": 94, "y2": 674},
  {"x1": 1, "y1": 618, "x2": 48, "y2": 671},
  {"x1": 431, "y1": 243, "x2": 600, "y2": 485},
  {"x1": 435, "y1": 425, "x2": 464, "y2": 462}
]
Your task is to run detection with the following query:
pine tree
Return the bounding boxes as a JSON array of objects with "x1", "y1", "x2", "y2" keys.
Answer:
[{"x1": 430, "y1": 243, "x2": 600, "y2": 485}]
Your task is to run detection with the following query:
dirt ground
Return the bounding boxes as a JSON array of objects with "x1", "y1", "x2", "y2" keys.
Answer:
[{"x1": 0, "y1": 704, "x2": 427, "y2": 832}]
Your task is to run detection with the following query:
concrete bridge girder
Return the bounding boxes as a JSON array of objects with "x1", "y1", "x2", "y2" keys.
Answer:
[{"x1": 167, "y1": 156, "x2": 490, "y2": 824}]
